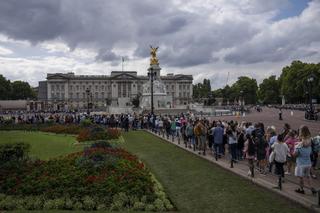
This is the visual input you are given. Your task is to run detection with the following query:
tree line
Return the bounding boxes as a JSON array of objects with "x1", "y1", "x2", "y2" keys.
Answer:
[
  {"x1": 193, "y1": 61, "x2": 320, "y2": 105},
  {"x1": 0, "y1": 75, "x2": 36, "y2": 100}
]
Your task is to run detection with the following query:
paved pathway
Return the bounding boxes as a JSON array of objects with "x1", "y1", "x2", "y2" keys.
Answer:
[
  {"x1": 209, "y1": 107, "x2": 320, "y2": 136},
  {"x1": 147, "y1": 130, "x2": 320, "y2": 212}
]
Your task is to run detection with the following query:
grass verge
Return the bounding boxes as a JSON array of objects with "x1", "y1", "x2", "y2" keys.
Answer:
[
  {"x1": 0, "y1": 131, "x2": 83, "y2": 160},
  {"x1": 122, "y1": 131, "x2": 310, "y2": 213}
]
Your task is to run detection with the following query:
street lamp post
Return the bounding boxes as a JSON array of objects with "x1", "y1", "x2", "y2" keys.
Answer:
[
  {"x1": 306, "y1": 74, "x2": 315, "y2": 120},
  {"x1": 148, "y1": 67, "x2": 157, "y2": 129},
  {"x1": 240, "y1": 90, "x2": 244, "y2": 116}
]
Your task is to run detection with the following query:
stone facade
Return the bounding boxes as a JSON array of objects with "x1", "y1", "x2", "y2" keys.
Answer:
[{"x1": 40, "y1": 71, "x2": 193, "y2": 111}]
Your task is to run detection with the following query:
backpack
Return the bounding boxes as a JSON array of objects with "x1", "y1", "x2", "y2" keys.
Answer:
[
  {"x1": 194, "y1": 123, "x2": 202, "y2": 136},
  {"x1": 312, "y1": 136, "x2": 320, "y2": 153},
  {"x1": 186, "y1": 125, "x2": 193, "y2": 137}
]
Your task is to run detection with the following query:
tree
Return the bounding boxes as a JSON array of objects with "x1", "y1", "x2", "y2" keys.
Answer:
[
  {"x1": 193, "y1": 79, "x2": 211, "y2": 101},
  {"x1": 0, "y1": 75, "x2": 12, "y2": 100},
  {"x1": 11, "y1": 81, "x2": 36, "y2": 100},
  {"x1": 258, "y1": 75, "x2": 281, "y2": 104},
  {"x1": 232, "y1": 76, "x2": 258, "y2": 104},
  {"x1": 279, "y1": 61, "x2": 320, "y2": 104}
]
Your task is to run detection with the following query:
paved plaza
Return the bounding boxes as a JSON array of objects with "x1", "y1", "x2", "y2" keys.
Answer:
[{"x1": 212, "y1": 107, "x2": 320, "y2": 136}]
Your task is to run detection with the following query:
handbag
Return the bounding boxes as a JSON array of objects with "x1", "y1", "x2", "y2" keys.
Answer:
[{"x1": 269, "y1": 151, "x2": 275, "y2": 163}]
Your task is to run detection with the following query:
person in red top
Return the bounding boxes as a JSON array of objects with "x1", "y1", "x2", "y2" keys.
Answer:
[{"x1": 285, "y1": 130, "x2": 298, "y2": 175}]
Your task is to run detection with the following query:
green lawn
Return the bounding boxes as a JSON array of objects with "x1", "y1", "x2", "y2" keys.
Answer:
[
  {"x1": 122, "y1": 131, "x2": 310, "y2": 213},
  {"x1": 0, "y1": 131, "x2": 83, "y2": 160},
  {"x1": 0, "y1": 130, "x2": 310, "y2": 212}
]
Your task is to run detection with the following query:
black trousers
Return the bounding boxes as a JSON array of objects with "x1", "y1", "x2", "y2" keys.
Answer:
[{"x1": 275, "y1": 161, "x2": 285, "y2": 178}]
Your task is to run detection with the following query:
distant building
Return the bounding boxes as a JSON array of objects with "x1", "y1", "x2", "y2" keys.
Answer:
[{"x1": 38, "y1": 71, "x2": 193, "y2": 111}]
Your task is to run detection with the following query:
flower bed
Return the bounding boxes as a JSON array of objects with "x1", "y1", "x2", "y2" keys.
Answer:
[
  {"x1": 76, "y1": 126, "x2": 121, "y2": 142},
  {"x1": 0, "y1": 144, "x2": 174, "y2": 211},
  {"x1": 40, "y1": 124, "x2": 83, "y2": 135},
  {"x1": 0, "y1": 123, "x2": 52, "y2": 131}
]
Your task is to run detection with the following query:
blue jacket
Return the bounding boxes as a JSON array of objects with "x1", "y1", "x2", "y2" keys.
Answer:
[{"x1": 213, "y1": 126, "x2": 224, "y2": 144}]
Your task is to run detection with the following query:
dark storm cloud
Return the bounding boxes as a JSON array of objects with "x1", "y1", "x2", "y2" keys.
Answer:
[
  {"x1": 95, "y1": 49, "x2": 119, "y2": 62},
  {"x1": 0, "y1": 0, "x2": 319, "y2": 67}
]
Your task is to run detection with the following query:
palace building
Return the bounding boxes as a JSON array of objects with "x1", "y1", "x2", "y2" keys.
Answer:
[{"x1": 38, "y1": 70, "x2": 193, "y2": 111}]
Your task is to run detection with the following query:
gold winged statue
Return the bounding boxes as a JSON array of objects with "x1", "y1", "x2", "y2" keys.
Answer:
[{"x1": 150, "y1": 45, "x2": 159, "y2": 65}]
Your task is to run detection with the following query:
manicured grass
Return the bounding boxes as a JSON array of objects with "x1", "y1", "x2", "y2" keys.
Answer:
[
  {"x1": 0, "y1": 130, "x2": 310, "y2": 212},
  {"x1": 122, "y1": 131, "x2": 310, "y2": 213},
  {"x1": 0, "y1": 131, "x2": 83, "y2": 160}
]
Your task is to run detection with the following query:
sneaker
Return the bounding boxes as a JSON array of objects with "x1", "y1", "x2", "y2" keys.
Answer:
[
  {"x1": 285, "y1": 172, "x2": 290, "y2": 175},
  {"x1": 247, "y1": 170, "x2": 252, "y2": 176},
  {"x1": 295, "y1": 188, "x2": 305, "y2": 194}
]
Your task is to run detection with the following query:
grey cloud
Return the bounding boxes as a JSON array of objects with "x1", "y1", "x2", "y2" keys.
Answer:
[
  {"x1": 0, "y1": 0, "x2": 318, "y2": 70},
  {"x1": 95, "y1": 49, "x2": 118, "y2": 62},
  {"x1": 225, "y1": 1, "x2": 320, "y2": 64}
]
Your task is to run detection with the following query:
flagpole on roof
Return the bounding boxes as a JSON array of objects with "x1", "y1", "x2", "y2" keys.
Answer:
[{"x1": 121, "y1": 57, "x2": 124, "y2": 72}]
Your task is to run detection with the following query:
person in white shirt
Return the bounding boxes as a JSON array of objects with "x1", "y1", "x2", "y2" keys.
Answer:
[{"x1": 272, "y1": 134, "x2": 289, "y2": 185}]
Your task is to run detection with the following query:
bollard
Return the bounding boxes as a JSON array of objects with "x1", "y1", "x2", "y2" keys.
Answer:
[
  {"x1": 230, "y1": 159, "x2": 234, "y2": 168},
  {"x1": 278, "y1": 176, "x2": 282, "y2": 190},
  {"x1": 250, "y1": 166, "x2": 254, "y2": 178}
]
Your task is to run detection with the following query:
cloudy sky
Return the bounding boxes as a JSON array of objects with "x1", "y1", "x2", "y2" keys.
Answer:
[{"x1": 0, "y1": 0, "x2": 319, "y2": 89}]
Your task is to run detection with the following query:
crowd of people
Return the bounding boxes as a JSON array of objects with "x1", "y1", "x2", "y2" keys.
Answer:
[
  {"x1": 1, "y1": 110, "x2": 319, "y2": 195},
  {"x1": 147, "y1": 115, "x2": 320, "y2": 195}
]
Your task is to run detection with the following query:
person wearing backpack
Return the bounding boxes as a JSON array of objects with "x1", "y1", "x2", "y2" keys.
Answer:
[
  {"x1": 253, "y1": 123, "x2": 268, "y2": 175},
  {"x1": 186, "y1": 121, "x2": 194, "y2": 149},
  {"x1": 310, "y1": 131, "x2": 320, "y2": 179}
]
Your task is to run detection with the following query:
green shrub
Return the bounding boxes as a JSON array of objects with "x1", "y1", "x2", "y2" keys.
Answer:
[
  {"x1": 73, "y1": 201, "x2": 83, "y2": 210},
  {"x1": 154, "y1": 198, "x2": 165, "y2": 211},
  {"x1": 0, "y1": 142, "x2": 30, "y2": 162},
  {"x1": 65, "y1": 198, "x2": 74, "y2": 210},
  {"x1": 163, "y1": 198, "x2": 174, "y2": 210},
  {"x1": 96, "y1": 203, "x2": 107, "y2": 210},
  {"x1": 80, "y1": 119, "x2": 92, "y2": 127},
  {"x1": 43, "y1": 199, "x2": 55, "y2": 210},
  {"x1": 82, "y1": 196, "x2": 96, "y2": 210},
  {"x1": 133, "y1": 201, "x2": 145, "y2": 211},
  {"x1": 90, "y1": 140, "x2": 113, "y2": 149},
  {"x1": 145, "y1": 204, "x2": 155, "y2": 211},
  {"x1": 0, "y1": 196, "x2": 16, "y2": 210}
]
